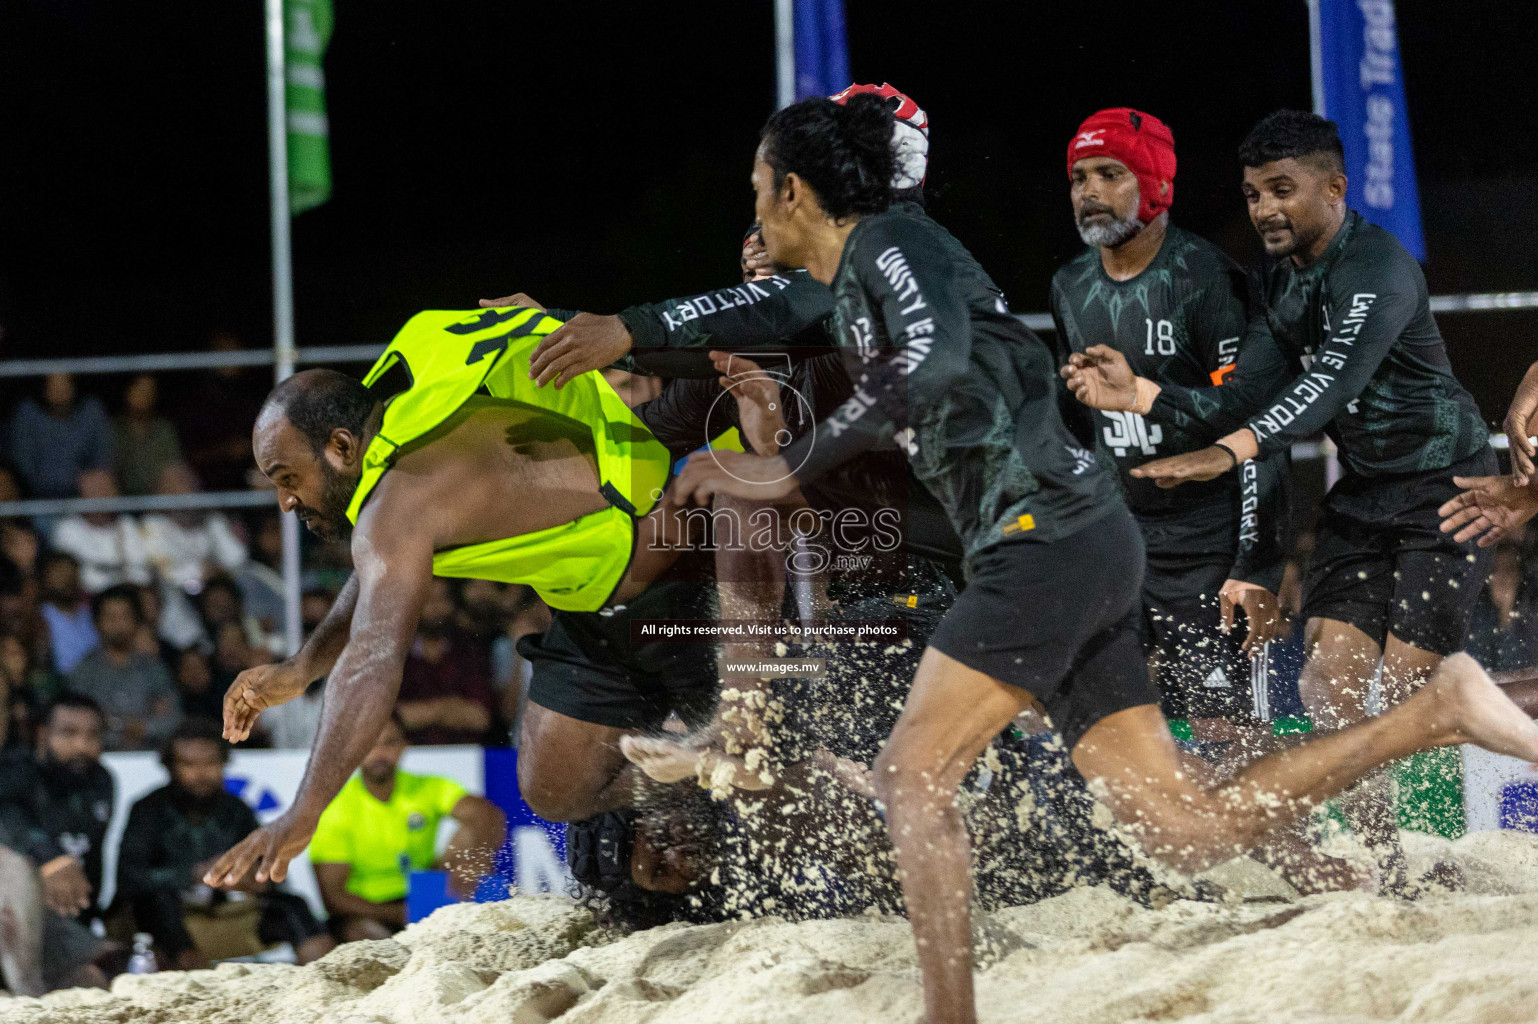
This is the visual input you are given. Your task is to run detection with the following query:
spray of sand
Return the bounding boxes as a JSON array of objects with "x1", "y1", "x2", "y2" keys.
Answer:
[{"x1": 5, "y1": 829, "x2": 1537, "y2": 1024}]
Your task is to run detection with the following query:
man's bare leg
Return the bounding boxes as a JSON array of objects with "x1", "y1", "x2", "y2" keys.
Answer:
[
  {"x1": 1297, "y1": 618, "x2": 1402, "y2": 886},
  {"x1": 1075, "y1": 653, "x2": 1538, "y2": 872},
  {"x1": 0, "y1": 845, "x2": 45, "y2": 997},
  {"x1": 877, "y1": 648, "x2": 1538, "y2": 1024},
  {"x1": 518, "y1": 703, "x2": 670, "y2": 821},
  {"x1": 1175, "y1": 731, "x2": 1369, "y2": 894},
  {"x1": 872, "y1": 648, "x2": 1030, "y2": 1024},
  {"x1": 1297, "y1": 617, "x2": 1453, "y2": 892}
]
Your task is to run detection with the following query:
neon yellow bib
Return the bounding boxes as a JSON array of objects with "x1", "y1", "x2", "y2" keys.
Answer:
[{"x1": 346, "y1": 307, "x2": 672, "y2": 611}]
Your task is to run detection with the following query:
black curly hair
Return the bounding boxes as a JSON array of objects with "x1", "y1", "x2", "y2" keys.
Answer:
[
  {"x1": 760, "y1": 93, "x2": 897, "y2": 220},
  {"x1": 1238, "y1": 109, "x2": 1345, "y2": 176}
]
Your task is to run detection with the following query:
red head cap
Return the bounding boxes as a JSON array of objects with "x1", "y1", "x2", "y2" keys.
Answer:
[
  {"x1": 1067, "y1": 108, "x2": 1176, "y2": 223},
  {"x1": 831, "y1": 82, "x2": 929, "y2": 189}
]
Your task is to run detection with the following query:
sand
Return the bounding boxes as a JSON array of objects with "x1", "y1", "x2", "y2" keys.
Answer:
[{"x1": 5, "y1": 829, "x2": 1538, "y2": 1024}]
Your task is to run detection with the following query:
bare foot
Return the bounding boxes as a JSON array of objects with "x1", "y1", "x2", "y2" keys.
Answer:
[
  {"x1": 620, "y1": 735, "x2": 776, "y2": 794},
  {"x1": 620, "y1": 735, "x2": 705, "y2": 784},
  {"x1": 1426, "y1": 653, "x2": 1538, "y2": 760}
]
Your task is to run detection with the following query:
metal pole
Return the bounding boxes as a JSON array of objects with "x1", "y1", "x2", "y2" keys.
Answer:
[
  {"x1": 1306, "y1": 0, "x2": 1343, "y2": 487},
  {"x1": 1307, "y1": 0, "x2": 1326, "y2": 116},
  {"x1": 266, "y1": 0, "x2": 303, "y2": 657},
  {"x1": 774, "y1": 0, "x2": 795, "y2": 109}
]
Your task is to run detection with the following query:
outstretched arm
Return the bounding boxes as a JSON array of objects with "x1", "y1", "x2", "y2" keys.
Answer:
[
  {"x1": 1439, "y1": 474, "x2": 1538, "y2": 547},
  {"x1": 1504, "y1": 362, "x2": 1538, "y2": 487},
  {"x1": 523, "y1": 274, "x2": 836, "y2": 388},
  {"x1": 673, "y1": 218, "x2": 972, "y2": 504},
  {"x1": 223, "y1": 572, "x2": 360, "y2": 742},
  {"x1": 205, "y1": 513, "x2": 433, "y2": 887}
]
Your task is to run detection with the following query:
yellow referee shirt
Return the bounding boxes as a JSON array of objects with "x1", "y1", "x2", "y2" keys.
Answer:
[{"x1": 308, "y1": 770, "x2": 468, "y2": 903}]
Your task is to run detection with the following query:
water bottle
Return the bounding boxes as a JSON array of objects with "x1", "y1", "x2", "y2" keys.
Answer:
[{"x1": 126, "y1": 933, "x2": 158, "y2": 975}]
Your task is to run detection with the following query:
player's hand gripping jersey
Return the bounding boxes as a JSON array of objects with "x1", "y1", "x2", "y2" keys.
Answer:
[
  {"x1": 1148, "y1": 211, "x2": 1489, "y2": 478},
  {"x1": 346, "y1": 306, "x2": 673, "y2": 612},
  {"x1": 777, "y1": 208, "x2": 1123, "y2": 563},
  {"x1": 1050, "y1": 225, "x2": 1290, "y2": 591}
]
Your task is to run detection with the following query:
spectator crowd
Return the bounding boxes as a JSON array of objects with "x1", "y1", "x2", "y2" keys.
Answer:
[
  {"x1": 0, "y1": 366, "x2": 553, "y2": 756},
  {"x1": 0, "y1": 362, "x2": 546, "y2": 987}
]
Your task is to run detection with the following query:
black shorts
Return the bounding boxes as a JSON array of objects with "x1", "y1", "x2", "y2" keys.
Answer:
[
  {"x1": 1302, "y1": 447, "x2": 1497, "y2": 655},
  {"x1": 522, "y1": 556, "x2": 718, "y2": 730},
  {"x1": 1141, "y1": 548, "x2": 1272, "y2": 724},
  {"x1": 258, "y1": 890, "x2": 326, "y2": 947},
  {"x1": 42, "y1": 911, "x2": 105, "y2": 989},
  {"x1": 929, "y1": 508, "x2": 1161, "y2": 752}
]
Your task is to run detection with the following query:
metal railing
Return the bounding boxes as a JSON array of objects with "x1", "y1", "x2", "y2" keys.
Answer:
[
  {"x1": 0, "y1": 289, "x2": 1527, "y2": 523},
  {"x1": 2, "y1": 289, "x2": 1534, "y2": 380},
  {"x1": 0, "y1": 344, "x2": 388, "y2": 380}
]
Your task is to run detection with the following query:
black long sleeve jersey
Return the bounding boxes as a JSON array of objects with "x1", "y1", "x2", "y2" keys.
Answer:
[
  {"x1": 115, "y1": 786, "x2": 261, "y2": 899},
  {"x1": 0, "y1": 750, "x2": 114, "y2": 908},
  {"x1": 1050, "y1": 225, "x2": 1291, "y2": 591},
  {"x1": 1147, "y1": 211, "x2": 1489, "y2": 479},
  {"x1": 774, "y1": 208, "x2": 1122, "y2": 562}
]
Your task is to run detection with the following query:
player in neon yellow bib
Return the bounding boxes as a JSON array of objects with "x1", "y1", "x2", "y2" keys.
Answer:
[{"x1": 204, "y1": 306, "x2": 716, "y2": 889}]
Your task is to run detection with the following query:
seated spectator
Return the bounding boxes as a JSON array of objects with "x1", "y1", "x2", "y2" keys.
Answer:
[
  {"x1": 1, "y1": 517, "x2": 39, "y2": 579},
  {"x1": 397, "y1": 579, "x2": 493, "y2": 745},
  {"x1": 7, "y1": 373, "x2": 114, "y2": 500},
  {"x1": 114, "y1": 718, "x2": 334, "y2": 970},
  {"x1": 308, "y1": 714, "x2": 505, "y2": 942},
  {"x1": 1466, "y1": 541, "x2": 1538, "y2": 673},
  {"x1": 173, "y1": 648, "x2": 223, "y2": 723},
  {"x1": 199, "y1": 574, "x2": 280, "y2": 660},
  {"x1": 38, "y1": 552, "x2": 97, "y2": 674},
  {"x1": 260, "y1": 589, "x2": 335, "y2": 750},
  {"x1": 67, "y1": 585, "x2": 179, "y2": 751},
  {"x1": 0, "y1": 463, "x2": 21, "y2": 503},
  {"x1": 0, "y1": 695, "x2": 115, "y2": 926},
  {"x1": 50, "y1": 469, "x2": 151, "y2": 594},
  {"x1": 131, "y1": 583, "x2": 179, "y2": 668},
  {"x1": 455, "y1": 579, "x2": 508, "y2": 640},
  {"x1": 1, "y1": 628, "x2": 64, "y2": 751},
  {"x1": 112, "y1": 374, "x2": 184, "y2": 497},
  {"x1": 171, "y1": 331, "x2": 268, "y2": 492},
  {"x1": 142, "y1": 464, "x2": 249, "y2": 649},
  {"x1": 234, "y1": 514, "x2": 286, "y2": 648}
]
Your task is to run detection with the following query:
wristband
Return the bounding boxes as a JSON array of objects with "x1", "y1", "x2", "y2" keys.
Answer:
[
  {"x1": 1131, "y1": 377, "x2": 1160, "y2": 416},
  {"x1": 40, "y1": 855, "x2": 78, "y2": 878},
  {"x1": 1213, "y1": 442, "x2": 1239, "y2": 468}
]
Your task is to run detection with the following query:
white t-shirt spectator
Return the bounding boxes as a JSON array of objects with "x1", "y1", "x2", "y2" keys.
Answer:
[
  {"x1": 262, "y1": 683, "x2": 326, "y2": 750},
  {"x1": 141, "y1": 512, "x2": 249, "y2": 649},
  {"x1": 140, "y1": 511, "x2": 248, "y2": 591},
  {"x1": 50, "y1": 515, "x2": 151, "y2": 594}
]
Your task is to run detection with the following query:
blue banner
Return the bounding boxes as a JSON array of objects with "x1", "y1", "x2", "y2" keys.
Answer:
[
  {"x1": 1316, "y1": 0, "x2": 1426, "y2": 259},
  {"x1": 793, "y1": 0, "x2": 849, "y2": 101}
]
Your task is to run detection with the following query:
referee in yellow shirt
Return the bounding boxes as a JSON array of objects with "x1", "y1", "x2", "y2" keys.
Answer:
[{"x1": 308, "y1": 713, "x2": 506, "y2": 942}]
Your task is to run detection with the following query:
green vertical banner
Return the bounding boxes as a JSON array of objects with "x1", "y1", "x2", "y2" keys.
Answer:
[{"x1": 285, "y1": 0, "x2": 332, "y2": 214}]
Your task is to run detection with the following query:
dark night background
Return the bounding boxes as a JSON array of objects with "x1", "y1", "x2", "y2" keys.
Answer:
[{"x1": 1, "y1": 0, "x2": 1535, "y2": 422}]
